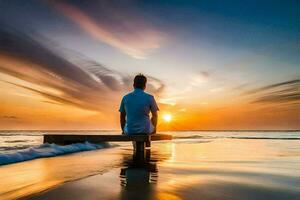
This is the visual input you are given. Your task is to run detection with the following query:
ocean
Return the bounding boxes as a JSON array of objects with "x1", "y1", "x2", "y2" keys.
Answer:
[{"x1": 0, "y1": 130, "x2": 299, "y2": 165}]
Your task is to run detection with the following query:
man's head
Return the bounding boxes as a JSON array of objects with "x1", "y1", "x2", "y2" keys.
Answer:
[{"x1": 133, "y1": 74, "x2": 147, "y2": 90}]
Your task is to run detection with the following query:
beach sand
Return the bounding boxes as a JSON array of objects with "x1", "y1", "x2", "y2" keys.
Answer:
[
  {"x1": 1, "y1": 138, "x2": 300, "y2": 200},
  {"x1": 0, "y1": 146, "x2": 125, "y2": 200}
]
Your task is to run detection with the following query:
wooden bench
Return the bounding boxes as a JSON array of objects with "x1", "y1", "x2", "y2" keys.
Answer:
[{"x1": 43, "y1": 134, "x2": 172, "y2": 152}]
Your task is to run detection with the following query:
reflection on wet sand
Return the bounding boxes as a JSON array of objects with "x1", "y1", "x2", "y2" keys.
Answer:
[
  {"x1": 118, "y1": 144, "x2": 174, "y2": 200},
  {"x1": 120, "y1": 150, "x2": 158, "y2": 200}
]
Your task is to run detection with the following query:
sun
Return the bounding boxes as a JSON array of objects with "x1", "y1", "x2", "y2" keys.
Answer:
[{"x1": 162, "y1": 114, "x2": 172, "y2": 122}]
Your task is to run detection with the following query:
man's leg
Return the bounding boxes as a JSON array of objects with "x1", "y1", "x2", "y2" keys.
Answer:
[
  {"x1": 146, "y1": 125, "x2": 155, "y2": 148},
  {"x1": 146, "y1": 141, "x2": 151, "y2": 148}
]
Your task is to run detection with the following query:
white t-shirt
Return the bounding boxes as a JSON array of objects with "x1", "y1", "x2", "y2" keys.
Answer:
[{"x1": 119, "y1": 89, "x2": 159, "y2": 135}]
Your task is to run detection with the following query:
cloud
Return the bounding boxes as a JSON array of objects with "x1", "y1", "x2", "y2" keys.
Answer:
[
  {"x1": 0, "y1": 26, "x2": 164, "y2": 111},
  {"x1": 4, "y1": 81, "x2": 94, "y2": 111},
  {"x1": 232, "y1": 83, "x2": 250, "y2": 91},
  {"x1": 189, "y1": 70, "x2": 218, "y2": 87},
  {"x1": 199, "y1": 71, "x2": 211, "y2": 78},
  {"x1": 2, "y1": 116, "x2": 18, "y2": 119},
  {"x1": 50, "y1": 1, "x2": 165, "y2": 59},
  {"x1": 190, "y1": 71, "x2": 211, "y2": 86},
  {"x1": 245, "y1": 79, "x2": 300, "y2": 105},
  {"x1": 210, "y1": 87, "x2": 223, "y2": 93}
]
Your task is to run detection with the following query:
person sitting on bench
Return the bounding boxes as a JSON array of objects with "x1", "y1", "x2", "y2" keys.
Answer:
[{"x1": 119, "y1": 74, "x2": 159, "y2": 135}]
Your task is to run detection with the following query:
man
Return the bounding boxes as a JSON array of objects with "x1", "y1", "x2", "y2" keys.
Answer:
[{"x1": 119, "y1": 74, "x2": 159, "y2": 135}]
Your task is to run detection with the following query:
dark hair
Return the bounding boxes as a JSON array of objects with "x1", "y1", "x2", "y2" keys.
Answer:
[{"x1": 133, "y1": 74, "x2": 147, "y2": 89}]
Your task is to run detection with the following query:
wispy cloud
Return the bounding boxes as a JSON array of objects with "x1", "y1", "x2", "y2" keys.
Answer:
[
  {"x1": 50, "y1": 1, "x2": 165, "y2": 59},
  {"x1": 2, "y1": 116, "x2": 18, "y2": 120},
  {"x1": 190, "y1": 71, "x2": 212, "y2": 86},
  {"x1": 245, "y1": 79, "x2": 300, "y2": 105},
  {"x1": 0, "y1": 26, "x2": 164, "y2": 111},
  {"x1": 199, "y1": 71, "x2": 211, "y2": 78}
]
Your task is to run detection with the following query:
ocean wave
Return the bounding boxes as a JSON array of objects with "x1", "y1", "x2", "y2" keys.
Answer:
[
  {"x1": 0, "y1": 142, "x2": 113, "y2": 165},
  {"x1": 173, "y1": 135, "x2": 215, "y2": 139},
  {"x1": 4, "y1": 139, "x2": 32, "y2": 143},
  {"x1": 0, "y1": 145, "x2": 33, "y2": 152}
]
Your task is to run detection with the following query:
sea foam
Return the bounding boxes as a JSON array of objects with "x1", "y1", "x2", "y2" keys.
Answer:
[{"x1": 0, "y1": 142, "x2": 112, "y2": 165}]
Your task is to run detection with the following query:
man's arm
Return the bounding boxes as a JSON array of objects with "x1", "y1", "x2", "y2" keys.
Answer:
[
  {"x1": 151, "y1": 111, "x2": 158, "y2": 134},
  {"x1": 150, "y1": 96, "x2": 159, "y2": 134},
  {"x1": 120, "y1": 112, "x2": 126, "y2": 134},
  {"x1": 119, "y1": 97, "x2": 126, "y2": 134}
]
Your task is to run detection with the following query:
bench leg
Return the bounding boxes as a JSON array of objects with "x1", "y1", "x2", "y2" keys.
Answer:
[
  {"x1": 145, "y1": 141, "x2": 151, "y2": 148},
  {"x1": 135, "y1": 141, "x2": 145, "y2": 152},
  {"x1": 133, "y1": 148, "x2": 151, "y2": 162}
]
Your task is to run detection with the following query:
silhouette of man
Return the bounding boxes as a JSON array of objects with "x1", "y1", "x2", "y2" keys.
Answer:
[{"x1": 119, "y1": 74, "x2": 159, "y2": 135}]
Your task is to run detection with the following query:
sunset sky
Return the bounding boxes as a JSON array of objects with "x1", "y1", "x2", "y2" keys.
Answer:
[{"x1": 0, "y1": 0, "x2": 299, "y2": 130}]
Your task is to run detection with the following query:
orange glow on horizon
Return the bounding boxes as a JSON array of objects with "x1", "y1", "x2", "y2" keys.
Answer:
[{"x1": 0, "y1": 55, "x2": 299, "y2": 130}]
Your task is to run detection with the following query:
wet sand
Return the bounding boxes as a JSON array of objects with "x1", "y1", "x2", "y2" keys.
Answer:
[
  {"x1": 24, "y1": 138, "x2": 300, "y2": 200},
  {"x1": 0, "y1": 146, "x2": 125, "y2": 200}
]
